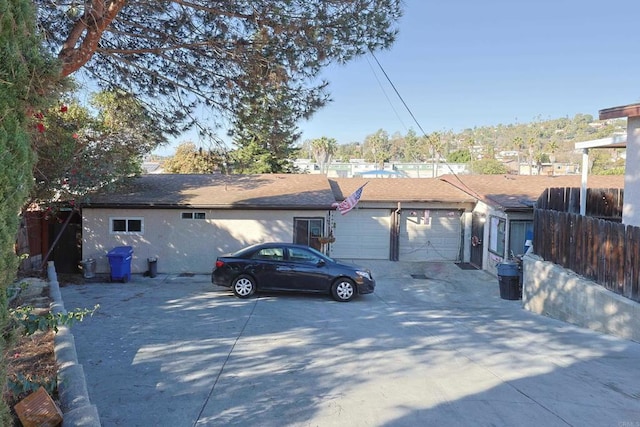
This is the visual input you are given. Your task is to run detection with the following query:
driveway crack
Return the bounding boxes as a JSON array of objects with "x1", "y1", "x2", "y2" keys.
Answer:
[{"x1": 193, "y1": 296, "x2": 259, "y2": 426}]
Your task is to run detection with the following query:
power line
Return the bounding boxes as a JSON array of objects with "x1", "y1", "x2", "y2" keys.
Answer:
[
  {"x1": 365, "y1": 55, "x2": 408, "y2": 132},
  {"x1": 369, "y1": 52, "x2": 428, "y2": 137},
  {"x1": 368, "y1": 51, "x2": 482, "y2": 198}
]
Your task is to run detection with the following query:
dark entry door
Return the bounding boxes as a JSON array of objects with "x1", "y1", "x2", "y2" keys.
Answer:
[
  {"x1": 51, "y1": 222, "x2": 82, "y2": 273},
  {"x1": 470, "y1": 213, "x2": 484, "y2": 268},
  {"x1": 293, "y1": 218, "x2": 324, "y2": 251}
]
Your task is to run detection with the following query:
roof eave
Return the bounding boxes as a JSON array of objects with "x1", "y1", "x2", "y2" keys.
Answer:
[
  {"x1": 83, "y1": 203, "x2": 334, "y2": 210},
  {"x1": 599, "y1": 103, "x2": 640, "y2": 120}
]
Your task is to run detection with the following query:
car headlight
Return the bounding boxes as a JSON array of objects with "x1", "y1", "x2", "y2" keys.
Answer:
[{"x1": 356, "y1": 270, "x2": 372, "y2": 281}]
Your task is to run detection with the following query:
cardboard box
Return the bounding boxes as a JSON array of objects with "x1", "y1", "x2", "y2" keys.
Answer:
[{"x1": 14, "y1": 386, "x2": 63, "y2": 427}]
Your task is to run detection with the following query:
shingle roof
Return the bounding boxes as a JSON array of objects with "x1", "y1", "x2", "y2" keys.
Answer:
[
  {"x1": 439, "y1": 174, "x2": 625, "y2": 210},
  {"x1": 84, "y1": 173, "x2": 624, "y2": 211},
  {"x1": 329, "y1": 177, "x2": 476, "y2": 203},
  {"x1": 85, "y1": 174, "x2": 337, "y2": 209}
]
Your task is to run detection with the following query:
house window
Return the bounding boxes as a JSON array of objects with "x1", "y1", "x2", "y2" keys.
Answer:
[
  {"x1": 488, "y1": 216, "x2": 506, "y2": 256},
  {"x1": 110, "y1": 217, "x2": 143, "y2": 234},
  {"x1": 181, "y1": 212, "x2": 206, "y2": 219},
  {"x1": 509, "y1": 220, "x2": 533, "y2": 256}
]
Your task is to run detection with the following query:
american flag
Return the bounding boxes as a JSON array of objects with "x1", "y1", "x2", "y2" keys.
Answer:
[{"x1": 336, "y1": 183, "x2": 367, "y2": 215}]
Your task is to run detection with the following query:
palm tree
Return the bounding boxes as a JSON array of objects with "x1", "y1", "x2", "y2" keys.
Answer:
[
  {"x1": 427, "y1": 132, "x2": 443, "y2": 177},
  {"x1": 464, "y1": 137, "x2": 475, "y2": 173},
  {"x1": 527, "y1": 137, "x2": 538, "y2": 174},
  {"x1": 546, "y1": 140, "x2": 559, "y2": 175},
  {"x1": 512, "y1": 136, "x2": 524, "y2": 175},
  {"x1": 311, "y1": 137, "x2": 337, "y2": 174},
  {"x1": 364, "y1": 129, "x2": 390, "y2": 169}
]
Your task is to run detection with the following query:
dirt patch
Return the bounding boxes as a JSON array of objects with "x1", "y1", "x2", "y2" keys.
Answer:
[{"x1": 4, "y1": 289, "x2": 57, "y2": 426}]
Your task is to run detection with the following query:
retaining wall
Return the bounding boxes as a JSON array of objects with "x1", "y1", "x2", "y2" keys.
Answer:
[{"x1": 522, "y1": 253, "x2": 640, "y2": 343}]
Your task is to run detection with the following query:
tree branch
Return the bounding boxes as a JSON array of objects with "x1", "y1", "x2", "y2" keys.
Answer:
[{"x1": 59, "y1": 0, "x2": 128, "y2": 77}]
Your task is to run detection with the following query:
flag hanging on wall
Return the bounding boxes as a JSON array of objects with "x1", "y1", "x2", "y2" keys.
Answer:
[{"x1": 335, "y1": 182, "x2": 367, "y2": 215}]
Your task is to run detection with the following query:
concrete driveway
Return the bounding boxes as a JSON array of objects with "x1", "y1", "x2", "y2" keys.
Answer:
[{"x1": 59, "y1": 261, "x2": 640, "y2": 426}]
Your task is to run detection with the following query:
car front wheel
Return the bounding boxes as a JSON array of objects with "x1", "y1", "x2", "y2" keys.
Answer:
[
  {"x1": 232, "y1": 274, "x2": 256, "y2": 298},
  {"x1": 331, "y1": 278, "x2": 356, "y2": 302}
]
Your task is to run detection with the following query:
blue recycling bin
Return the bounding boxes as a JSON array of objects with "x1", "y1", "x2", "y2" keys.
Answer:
[
  {"x1": 107, "y1": 246, "x2": 133, "y2": 282},
  {"x1": 497, "y1": 261, "x2": 521, "y2": 300}
]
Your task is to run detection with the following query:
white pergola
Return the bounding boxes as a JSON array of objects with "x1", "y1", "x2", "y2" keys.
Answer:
[
  {"x1": 574, "y1": 134, "x2": 627, "y2": 216},
  {"x1": 599, "y1": 104, "x2": 640, "y2": 227}
]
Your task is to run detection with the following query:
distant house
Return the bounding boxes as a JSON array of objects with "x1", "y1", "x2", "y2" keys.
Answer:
[{"x1": 353, "y1": 169, "x2": 408, "y2": 178}]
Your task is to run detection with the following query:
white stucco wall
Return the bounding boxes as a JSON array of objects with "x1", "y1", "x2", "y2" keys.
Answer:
[
  {"x1": 474, "y1": 202, "x2": 508, "y2": 276},
  {"x1": 83, "y1": 208, "x2": 328, "y2": 274},
  {"x1": 474, "y1": 202, "x2": 534, "y2": 276},
  {"x1": 624, "y1": 116, "x2": 640, "y2": 227}
]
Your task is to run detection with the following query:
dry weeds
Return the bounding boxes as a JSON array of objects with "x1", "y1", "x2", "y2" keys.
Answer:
[{"x1": 4, "y1": 292, "x2": 57, "y2": 426}]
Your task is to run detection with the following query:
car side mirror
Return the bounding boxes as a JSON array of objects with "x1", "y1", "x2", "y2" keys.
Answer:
[{"x1": 316, "y1": 259, "x2": 326, "y2": 267}]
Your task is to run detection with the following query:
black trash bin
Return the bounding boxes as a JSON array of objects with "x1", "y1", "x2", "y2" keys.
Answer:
[
  {"x1": 147, "y1": 257, "x2": 157, "y2": 278},
  {"x1": 107, "y1": 246, "x2": 133, "y2": 282},
  {"x1": 497, "y1": 261, "x2": 522, "y2": 300}
]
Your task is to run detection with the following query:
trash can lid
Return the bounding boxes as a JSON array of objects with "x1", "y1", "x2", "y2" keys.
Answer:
[
  {"x1": 497, "y1": 261, "x2": 519, "y2": 276},
  {"x1": 107, "y1": 246, "x2": 134, "y2": 256}
]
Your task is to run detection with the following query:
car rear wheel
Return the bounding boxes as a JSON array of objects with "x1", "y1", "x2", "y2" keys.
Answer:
[
  {"x1": 331, "y1": 278, "x2": 356, "y2": 302},
  {"x1": 232, "y1": 274, "x2": 256, "y2": 298}
]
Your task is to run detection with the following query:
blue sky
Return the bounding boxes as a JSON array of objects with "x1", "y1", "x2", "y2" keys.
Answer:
[{"x1": 157, "y1": 0, "x2": 640, "y2": 155}]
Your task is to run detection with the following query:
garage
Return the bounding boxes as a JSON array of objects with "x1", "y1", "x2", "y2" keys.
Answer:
[
  {"x1": 398, "y1": 209, "x2": 462, "y2": 261},
  {"x1": 330, "y1": 208, "x2": 391, "y2": 260}
]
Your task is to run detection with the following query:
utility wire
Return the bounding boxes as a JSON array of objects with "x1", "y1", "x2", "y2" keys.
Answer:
[
  {"x1": 369, "y1": 52, "x2": 429, "y2": 138},
  {"x1": 365, "y1": 55, "x2": 408, "y2": 132},
  {"x1": 368, "y1": 51, "x2": 484, "y2": 200}
]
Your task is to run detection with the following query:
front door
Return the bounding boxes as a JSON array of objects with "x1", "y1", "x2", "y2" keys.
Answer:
[
  {"x1": 293, "y1": 217, "x2": 324, "y2": 251},
  {"x1": 471, "y1": 212, "x2": 484, "y2": 268}
]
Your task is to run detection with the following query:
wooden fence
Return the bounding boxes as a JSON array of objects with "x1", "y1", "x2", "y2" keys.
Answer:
[
  {"x1": 534, "y1": 188, "x2": 640, "y2": 303},
  {"x1": 536, "y1": 187, "x2": 624, "y2": 220}
]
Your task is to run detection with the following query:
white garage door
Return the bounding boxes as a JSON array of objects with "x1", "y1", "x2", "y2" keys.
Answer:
[
  {"x1": 330, "y1": 209, "x2": 390, "y2": 260},
  {"x1": 399, "y1": 209, "x2": 462, "y2": 261}
]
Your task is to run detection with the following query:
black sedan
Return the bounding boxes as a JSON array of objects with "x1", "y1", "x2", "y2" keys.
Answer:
[{"x1": 211, "y1": 243, "x2": 375, "y2": 302}]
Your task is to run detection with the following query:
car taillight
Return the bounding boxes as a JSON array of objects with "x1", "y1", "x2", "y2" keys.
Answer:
[{"x1": 215, "y1": 260, "x2": 225, "y2": 268}]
